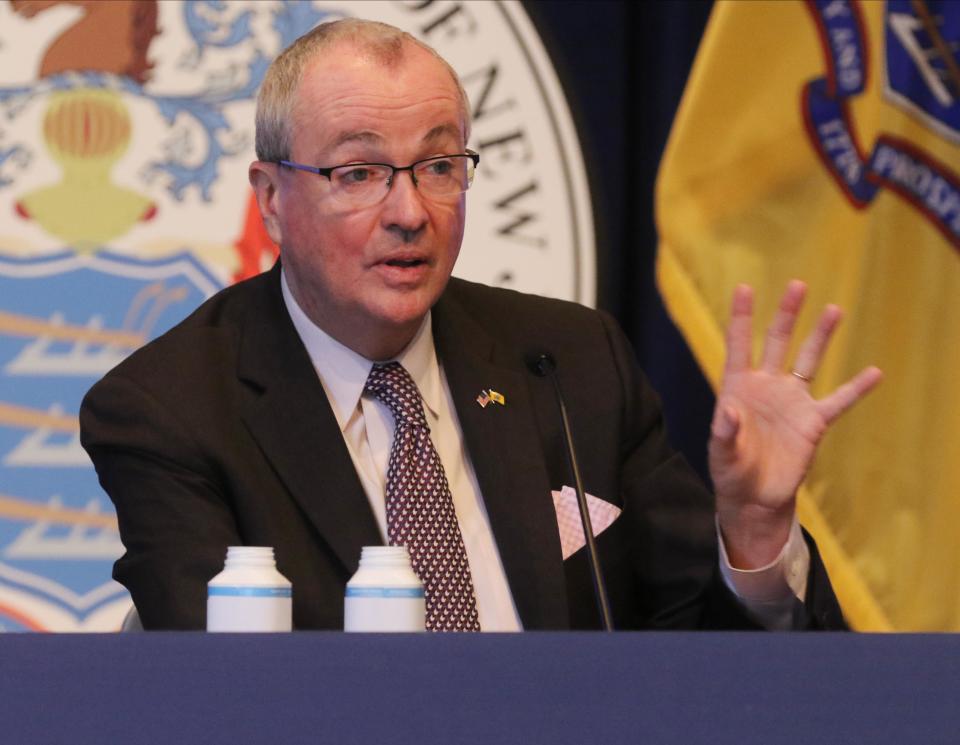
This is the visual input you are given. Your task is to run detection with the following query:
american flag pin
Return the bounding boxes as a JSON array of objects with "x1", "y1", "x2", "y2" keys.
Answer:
[{"x1": 476, "y1": 390, "x2": 491, "y2": 408}]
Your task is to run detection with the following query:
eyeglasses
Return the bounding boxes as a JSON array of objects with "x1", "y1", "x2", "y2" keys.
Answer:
[{"x1": 278, "y1": 150, "x2": 480, "y2": 210}]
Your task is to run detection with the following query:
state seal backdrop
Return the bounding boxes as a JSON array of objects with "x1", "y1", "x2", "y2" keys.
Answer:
[{"x1": 0, "y1": 0, "x2": 594, "y2": 632}]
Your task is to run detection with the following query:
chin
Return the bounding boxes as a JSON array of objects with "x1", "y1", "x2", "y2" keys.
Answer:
[
  {"x1": 376, "y1": 302, "x2": 432, "y2": 331},
  {"x1": 382, "y1": 283, "x2": 444, "y2": 319}
]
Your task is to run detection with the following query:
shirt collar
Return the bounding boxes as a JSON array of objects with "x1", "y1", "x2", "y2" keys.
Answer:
[{"x1": 281, "y1": 268, "x2": 442, "y2": 431}]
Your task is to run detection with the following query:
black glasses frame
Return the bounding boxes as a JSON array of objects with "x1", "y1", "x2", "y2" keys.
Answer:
[{"x1": 278, "y1": 149, "x2": 479, "y2": 183}]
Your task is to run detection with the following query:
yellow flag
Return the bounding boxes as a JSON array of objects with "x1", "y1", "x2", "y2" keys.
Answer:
[{"x1": 657, "y1": 0, "x2": 960, "y2": 630}]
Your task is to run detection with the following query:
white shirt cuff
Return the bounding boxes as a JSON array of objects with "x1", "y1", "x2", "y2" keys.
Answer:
[{"x1": 716, "y1": 517, "x2": 810, "y2": 628}]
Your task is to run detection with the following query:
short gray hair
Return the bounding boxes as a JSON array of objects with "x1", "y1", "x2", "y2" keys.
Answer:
[{"x1": 255, "y1": 18, "x2": 471, "y2": 162}]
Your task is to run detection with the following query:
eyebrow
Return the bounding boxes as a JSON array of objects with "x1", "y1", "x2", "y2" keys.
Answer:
[
  {"x1": 422, "y1": 123, "x2": 461, "y2": 143},
  {"x1": 329, "y1": 130, "x2": 382, "y2": 150},
  {"x1": 326, "y1": 123, "x2": 462, "y2": 153}
]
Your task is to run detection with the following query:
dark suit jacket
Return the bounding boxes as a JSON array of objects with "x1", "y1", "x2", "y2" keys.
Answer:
[{"x1": 80, "y1": 263, "x2": 845, "y2": 630}]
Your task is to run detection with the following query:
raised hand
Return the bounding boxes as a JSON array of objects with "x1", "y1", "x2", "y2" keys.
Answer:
[{"x1": 709, "y1": 281, "x2": 882, "y2": 568}]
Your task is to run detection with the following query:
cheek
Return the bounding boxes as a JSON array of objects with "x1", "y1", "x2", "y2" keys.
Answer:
[
  {"x1": 319, "y1": 203, "x2": 384, "y2": 246},
  {"x1": 283, "y1": 205, "x2": 377, "y2": 259},
  {"x1": 278, "y1": 197, "x2": 317, "y2": 244},
  {"x1": 432, "y1": 201, "x2": 466, "y2": 249}
]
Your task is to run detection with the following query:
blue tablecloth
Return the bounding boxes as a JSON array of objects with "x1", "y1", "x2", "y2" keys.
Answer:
[{"x1": 1, "y1": 632, "x2": 955, "y2": 744}]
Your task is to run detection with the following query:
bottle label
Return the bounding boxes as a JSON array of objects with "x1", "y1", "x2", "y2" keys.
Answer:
[
  {"x1": 208, "y1": 586, "x2": 292, "y2": 598},
  {"x1": 345, "y1": 587, "x2": 424, "y2": 599}
]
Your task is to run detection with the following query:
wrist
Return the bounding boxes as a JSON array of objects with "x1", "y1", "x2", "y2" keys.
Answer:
[{"x1": 716, "y1": 500, "x2": 795, "y2": 569}]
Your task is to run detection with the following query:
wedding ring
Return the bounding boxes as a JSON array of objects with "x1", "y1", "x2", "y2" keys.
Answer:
[{"x1": 791, "y1": 370, "x2": 814, "y2": 383}]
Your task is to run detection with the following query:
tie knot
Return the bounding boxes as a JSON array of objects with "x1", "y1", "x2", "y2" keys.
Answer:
[{"x1": 365, "y1": 362, "x2": 428, "y2": 430}]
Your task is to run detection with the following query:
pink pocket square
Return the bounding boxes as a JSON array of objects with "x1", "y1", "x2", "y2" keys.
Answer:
[{"x1": 551, "y1": 486, "x2": 622, "y2": 560}]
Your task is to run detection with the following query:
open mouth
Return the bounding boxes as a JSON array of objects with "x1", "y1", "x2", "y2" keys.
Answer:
[{"x1": 384, "y1": 258, "x2": 426, "y2": 268}]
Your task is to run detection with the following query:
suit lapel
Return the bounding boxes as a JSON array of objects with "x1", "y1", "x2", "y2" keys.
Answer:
[
  {"x1": 236, "y1": 267, "x2": 380, "y2": 573},
  {"x1": 230, "y1": 270, "x2": 569, "y2": 627},
  {"x1": 434, "y1": 286, "x2": 569, "y2": 629}
]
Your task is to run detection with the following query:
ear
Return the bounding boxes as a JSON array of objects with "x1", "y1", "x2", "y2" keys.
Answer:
[{"x1": 248, "y1": 161, "x2": 284, "y2": 245}]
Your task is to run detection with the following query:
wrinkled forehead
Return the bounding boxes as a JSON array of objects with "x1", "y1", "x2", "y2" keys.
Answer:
[{"x1": 291, "y1": 40, "x2": 466, "y2": 148}]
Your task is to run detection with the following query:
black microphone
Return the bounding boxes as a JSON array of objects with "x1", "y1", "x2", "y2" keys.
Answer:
[{"x1": 528, "y1": 352, "x2": 614, "y2": 631}]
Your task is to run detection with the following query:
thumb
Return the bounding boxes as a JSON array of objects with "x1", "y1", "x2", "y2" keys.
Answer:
[{"x1": 710, "y1": 402, "x2": 740, "y2": 445}]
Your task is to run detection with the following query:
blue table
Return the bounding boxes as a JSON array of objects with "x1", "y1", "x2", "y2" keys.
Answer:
[{"x1": 1, "y1": 632, "x2": 956, "y2": 744}]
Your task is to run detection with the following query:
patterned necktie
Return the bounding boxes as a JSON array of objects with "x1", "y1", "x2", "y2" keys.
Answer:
[{"x1": 364, "y1": 362, "x2": 481, "y2": 631}]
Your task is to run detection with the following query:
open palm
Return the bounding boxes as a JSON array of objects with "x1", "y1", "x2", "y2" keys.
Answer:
[{"x1": 709, "y1": 281, "x2": 882, "y2": 567}]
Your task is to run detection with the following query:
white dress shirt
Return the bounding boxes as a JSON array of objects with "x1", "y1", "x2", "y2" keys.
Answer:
[
  {"x1": 281, "y1": 270, "x2": 808, "y2": 630},
  {"x1": 282, "y1": 272, "x2": 521, "y2": 630}
]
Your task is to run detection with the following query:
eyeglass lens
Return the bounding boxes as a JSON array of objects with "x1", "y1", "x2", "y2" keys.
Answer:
[{"x1": 329, "y1": 155, "x2": 474, "y2": 207}]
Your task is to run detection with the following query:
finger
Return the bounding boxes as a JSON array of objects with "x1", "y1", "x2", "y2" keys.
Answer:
[
  {"x1": 791, "y1": 304, "x2": 843, "y2": 381},
  {"x1": 711, "y1": 401, "x2": 741, "y2": 443},
  {"x1": 816, "y1": 366, "x2": 884, "y2": 424},
  {"x1": 724, "y1": 284, "x2": 754, "y2": 375},
  {"x1": 760, "y1": 279, "x2": 807, "y2": 372}
]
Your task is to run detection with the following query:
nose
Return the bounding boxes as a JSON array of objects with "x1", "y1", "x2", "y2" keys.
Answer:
[{"x1": 381, "y1": 169, "x2": 428, "y2": 243}]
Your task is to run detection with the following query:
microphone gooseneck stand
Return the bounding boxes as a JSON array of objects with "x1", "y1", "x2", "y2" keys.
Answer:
[{"x1": 529, "y1": 352, "x2": 614, "y2": 631}]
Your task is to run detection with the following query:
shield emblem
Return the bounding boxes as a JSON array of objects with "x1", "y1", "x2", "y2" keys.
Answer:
[{"x1": 0, "y1": 253, "x2": 219, "y2": 631}]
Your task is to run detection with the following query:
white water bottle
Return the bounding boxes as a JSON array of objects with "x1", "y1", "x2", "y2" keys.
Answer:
[
  {"x1": 344, "y1": 546, "x2": 425, "y2": 632},
  {"x1": 207, "y1": 546, "x2": 292, "y2": 632}
]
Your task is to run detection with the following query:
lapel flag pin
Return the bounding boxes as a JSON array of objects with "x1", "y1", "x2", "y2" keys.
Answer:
[{"x1": 476, "y1": 389, "x2": 505, "y2": 408}]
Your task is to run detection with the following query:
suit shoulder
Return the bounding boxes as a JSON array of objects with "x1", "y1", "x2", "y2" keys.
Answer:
[
  {"x1": 166, "y1": 267, "x2": 276, "y2": 331},
  {"x1": 444, "y1": 276, "x2": 605, "y2": 330},
  {"x1": 92, "y1": 269, "x2": 277, "y2": 386},
  {"x1": 438, "y1": 278, "x2": 636, "y2": 388}
]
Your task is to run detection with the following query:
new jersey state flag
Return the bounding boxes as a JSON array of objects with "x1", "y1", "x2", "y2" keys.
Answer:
[{"x1": 656, "y1": 0, "x2": 960, "y2": 631}]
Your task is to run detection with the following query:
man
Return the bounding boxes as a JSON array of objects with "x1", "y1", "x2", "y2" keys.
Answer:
[{"x1": 80, "y1": 19, "x2": 881, "y2": 631}]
